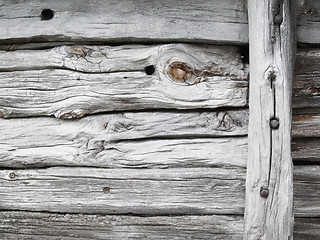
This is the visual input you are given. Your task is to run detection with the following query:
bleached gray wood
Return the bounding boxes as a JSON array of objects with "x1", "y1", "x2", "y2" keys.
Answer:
[
  {"x1": 0, "y1": 44, "x2": 248, "y2": 119},
  {"x1": 0, "y1": 211, "x2": 318, "y2": 240},
  {"x1": 292, "y1": 138, "x2": 320, "y2": 163},
  {"x1": 292, "y1": 114, "x2": 320, "y2": 137},
  {"x1": 0, "y1": 212, "x2": 244, "y2": 240},
  {"x1": 0, "y1": 166, "x2": 318, "y2": 217},
  {"x1": 294, "y1": 166, "x2": 320, "y2": 217},
  {"x1": 294, "y1": 48, "x2": 320, "y2": 109},
  {"x1": 244, "y1": 0, "x2": 295, "y2": 239},
  {"x1": 0, "y1": 167, "x2": 247, "y2": 215},
  {"x1": 0, "y1": 0, "x2": 249, "y2": 45}
]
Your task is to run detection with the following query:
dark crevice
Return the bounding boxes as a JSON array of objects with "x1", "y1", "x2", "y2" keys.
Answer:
[
  {"x1": 0, "y1": 209, "x2": 244, "y2": 218},
  {"x1": 239, "y1": 45, "x2": 249, "y2": 64},
  {"x1": 293, "y1": 160, "x2": 320, "y2": 166}
]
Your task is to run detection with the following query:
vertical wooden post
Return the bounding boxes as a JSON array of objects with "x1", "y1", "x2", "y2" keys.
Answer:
[{"x1": 244, "y1": 0, "x2": 295, "y2": 239}]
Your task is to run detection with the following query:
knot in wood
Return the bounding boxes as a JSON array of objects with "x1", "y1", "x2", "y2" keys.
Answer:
[
  {"x1": 9, "y1": 172, "x2": 17, "y2": 179},
  {"x1": 168, "y1": 62, "x2": 193, "y2": 84}
]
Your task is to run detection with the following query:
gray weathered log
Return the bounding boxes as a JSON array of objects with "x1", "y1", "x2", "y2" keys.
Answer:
[
  {"x1": 0, "y1": 110, "x2": 248, "y2": 168},
  {"x1": 0, "y1": 0, "x2": 319, "y2": 45},
  {"x1": 0, "y1": 0, "x2": 249, "y2": 45},
  {"x1": 0, "y1": 166, "x2": 319, "y2": 217},
  {"x1": 0, "y1": 167, "x2": 247, "y2": 215},
  {"x1": 0, "y1": 211, "x2": 318, "y2": 240},
  {"x1": 0, "y1": 212, "x2": 244, "y2": 240},
  {"x1": 0, "y1": 44, "x2": 248, "y2": 119},
  {"x1": 294, "y1": 48, "x2": 320, "y2": 109},
  {"x1": 297, "y1": 0, "x2": 320, "y2": 44},
  {"x1": 292, "y1": 138, "x2": 320, "y2": 163},
  {"x1": 244, "y1": 0, "x2": 295, "y2": 239}
]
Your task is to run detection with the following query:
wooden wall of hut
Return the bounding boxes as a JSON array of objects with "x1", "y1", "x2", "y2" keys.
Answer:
[{"x1": 0, "y1": 0, "x2": 319, "y2": 239}]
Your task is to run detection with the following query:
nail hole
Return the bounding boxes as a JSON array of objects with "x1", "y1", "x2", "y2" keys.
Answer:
[
  {"x1": 103, "y1": 187, "x2": 111, "y2": 194},
  {"x1": 240, "y1": 45, "x2": 249, "y2": 64},
  {"x1": 41, "y1": 9, "x2": 54, "y2": 21},
  {"x1": 144, "y1": 65, "x2": 155, "y2": 75}
]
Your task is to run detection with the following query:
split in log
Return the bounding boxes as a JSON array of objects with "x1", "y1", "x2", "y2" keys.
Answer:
[{"x1": 0, "y1": 44, "x2": 248, "y2": 118}]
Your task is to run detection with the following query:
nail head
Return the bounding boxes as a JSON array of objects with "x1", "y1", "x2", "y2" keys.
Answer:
[
  {"x1": 260, "y1": 188, "x2": 269, "y2": 198},
  {"x1": 270, "y1": 118, "x2": 280, "y2": 129}
]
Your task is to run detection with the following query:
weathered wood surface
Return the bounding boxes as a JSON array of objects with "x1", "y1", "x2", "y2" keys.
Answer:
[
  {"x1": 244, "y1": 0, "x2": 295, "y2": 239},
  {"x1": 294, "y1": 48, "x2": 320, "y2": 109},
  {"x1": 0, "y1": 212, "x2": 244, "y2": 240},
  {"x1": 0, "y1": 166, "x2": 318, "y2": 216},
  {"x1": 292, "y1": 138, "x2": 320, "y2": 163},
  {"x1": 0, "y1": 0, "x2": 320, "y2": 45},
  {"x1": 0, "y1": 167, "x2": 246, "y2": 215},
  {"x1": 0, "y1": 109, "x2": 319, "y2": 168},
  {"x1": 0, "y1": 44, "x2": 248, "y2": 119},
  {"x1": 0, "y1": 0, "x2": 249, "y2": 45},
  {"x1": 0, "y1": 211, "x2": 318, "y2": 240},
  {"x1": 297, "y1": 0, "x2": 320, "y2": 45}
]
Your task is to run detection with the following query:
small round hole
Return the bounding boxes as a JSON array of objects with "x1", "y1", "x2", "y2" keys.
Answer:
[
  {"x1": 41, "y1": 9, "x2": 54, "y2": 21},
  {"x1": 144, "y1": 65, "x2": 155, "y2": 75}
]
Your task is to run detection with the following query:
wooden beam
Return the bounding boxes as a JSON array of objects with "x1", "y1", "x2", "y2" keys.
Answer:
[
  {"x1": 0, "y1": 44, "x2": 248, "y2": 118},
  {"x1": 244, "y1": 0, "x2": 295, "y2": 239}
]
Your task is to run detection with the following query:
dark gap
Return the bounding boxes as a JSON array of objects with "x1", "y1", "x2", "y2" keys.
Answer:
[
  {"x1": 293, "y1": 160, "x2": 320, "y2": 166},
  {"x1": 40, "y1": 9, "x2": 54, "y2": 21},
  {"x1": 0, "y1": 208, "x2": 244, "y2": 218},
  {"x1": 144, "y1": 65, "x2": 155, "y2": 75},
  {"x1": 239, "y1": 45, "x2": 249, "y2": 64}
]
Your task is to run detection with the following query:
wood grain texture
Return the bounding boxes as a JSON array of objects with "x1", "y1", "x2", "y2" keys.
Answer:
[
  {"x1": 0, "y1": 110, "x2": 248, "y2": 168},
  {"x1": 0, "y1": 44, "x2": 248, "y2": 119},
  {"x1": 0, "y1": 0, "x2": 249, "y2": 45},
  {"x1": 292, "y1": 138, "x2": 320, "y2": 163},
  {"x1": 0, "y1": 166, "x2": 318, "y2": 217},
  {"x1": 0, "y1": 167, "x2": 247, "y2": 215},
  {"x1": 297, "y1": 0, "x2": 320, "y2": 44},
  {"x1": 244, "y1": 0, "x2": 295, "y2": 239},
  {"x1": 294, "y1": 48, "x2": 320, "y2": 109},
  {"x1": 0, "y1": 211, "x2": 318, "y2": 240},
  {"x1": 0, "y1": 212, "x2": 244, "y2": 240}
]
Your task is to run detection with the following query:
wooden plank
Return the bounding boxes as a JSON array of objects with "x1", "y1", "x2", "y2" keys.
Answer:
[
  {"x1": 244, "y1": 0, "x2": 295, "y2": 239},
  {"x1": 294, "y1": 166, "x2": 320, "y2": 218},
  {"x1": 0, "y1": 167, "x2": 247, "y2": 215},
  {"x1": 294, "y1": 48, "x2": 320, "y2": 109},
  {"x1": 292, "y1": 138, "x2": 320, "y2": 163},
  {"x1": 294, "y1": 218, "x2": 320, "y2": 240},
  {"x1": 297, "y1": 0, "x2": 320, "y2": 44},
  {"x1": 0, "y1": 211, "x2": 318, "y2": 240},
  {"x1": 0, "y1": 211, "x2": 244, "y2": 240},
  {"x1": 0, "y1": 44, "x2": 248, "y2": 119},
  {"x1": 0, "y1": 166, "x2": 319, "y2": 217},
  {"x1": 0, "y1": 0, "x2": 249, "y2": 45},
  {"x1": 292, "y1": 114, "x2": 320, "y2": 138}
]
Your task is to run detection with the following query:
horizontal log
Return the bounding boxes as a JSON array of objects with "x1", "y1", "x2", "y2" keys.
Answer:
[
  {"x1": 294, "y1": 48, "x2": 320, "y2": 109},
  {"x1": 0, "y1": 109, "x2": 319, "y2": 168},
  {"x1": 0, "y1": 0, "x2": 249, "y2": 45},
  {"x1": 0, "y1": 212, "x2": 244, "y2": 240},
  {"x1": 0, "y1": 211, "x2": 317, "y2": 240},
  {"x1": 0, "y1": 44, "x2": 248, "y2": 118},
  {"x1": 0, "y1": 166, "x2": 319, "y2": 217},
  {"x1": 0, "y1": 167, "x2": 247, "y2": 215},
  {"x1": 292, "y1": 138, "x2": 320, "y2": 163},
  {"x1": 0, "y1": 1, "x2": 319, "y2": 45}
]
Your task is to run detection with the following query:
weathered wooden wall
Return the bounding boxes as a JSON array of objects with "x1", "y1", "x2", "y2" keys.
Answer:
[{"x1": 0, "y1": 0, "x2": 320, "y2": 239}]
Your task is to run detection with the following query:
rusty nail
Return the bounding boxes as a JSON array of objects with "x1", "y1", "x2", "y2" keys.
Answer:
[
  {"x1": 260, "y1": 187, "x2": 269, "y2": 198},
  {"x1": 9, "y1": 172, "x2": 16, "y2": 179},
  {"x1": 274, "y1": 14, "x2": 283, "y2": 25},
  {"x1": 270, "y1": 118, "x2": 280, "y2": 129}
]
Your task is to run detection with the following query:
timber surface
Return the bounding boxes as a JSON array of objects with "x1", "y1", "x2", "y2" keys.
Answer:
[
  {"x1": 0, "y1": 0, "x2": 320, "y2": 45},
  {"x1": 0, "y1": 44, "x2": 247, "y2": 118},
  {"x1": 0, "y1": 212, "x2": 319, "y2": 240}
]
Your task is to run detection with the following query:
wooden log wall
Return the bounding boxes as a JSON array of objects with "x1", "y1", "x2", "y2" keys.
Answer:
[{"x1": 0, "y1": 0, "x2": 319, "y2": 239}]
